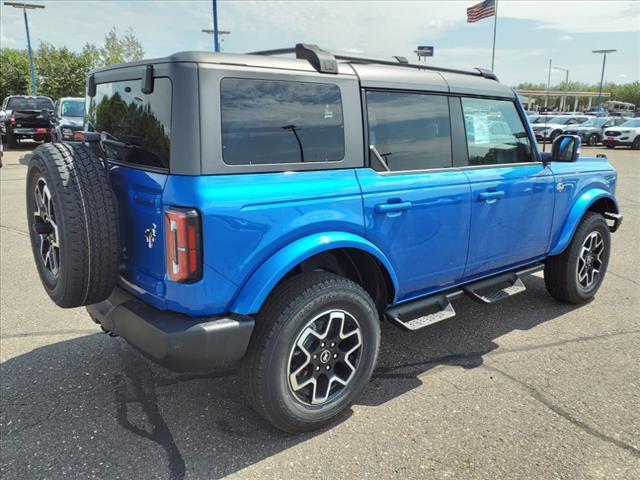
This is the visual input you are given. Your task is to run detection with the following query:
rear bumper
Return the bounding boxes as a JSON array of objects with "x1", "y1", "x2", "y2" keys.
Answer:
[
  {"x1": 12, "y1": 127, "x2": 51, "y2": 137},
  {"x1": 87, "y1": 287, "x2": 255, "y2": 371}
]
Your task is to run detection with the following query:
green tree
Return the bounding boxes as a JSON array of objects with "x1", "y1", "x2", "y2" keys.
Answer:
[
  {"x1": 0, "y1": 48, "x2": 31, "y2": 98},
  {"x1": 35, "y1": 42, "x2": 97, "y2": 99},
  {"x1": 100, "y1": 27, "x2": 144, "y2": 66}
]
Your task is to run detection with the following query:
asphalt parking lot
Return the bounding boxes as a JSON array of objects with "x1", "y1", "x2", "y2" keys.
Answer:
[{"x1": 1, "y1": 142, "x2": 639, "y2": 479}]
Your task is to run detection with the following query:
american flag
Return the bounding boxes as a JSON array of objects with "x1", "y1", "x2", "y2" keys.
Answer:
[{"x1": 467, "y1": 0, "x2": 496, "y2": 23}]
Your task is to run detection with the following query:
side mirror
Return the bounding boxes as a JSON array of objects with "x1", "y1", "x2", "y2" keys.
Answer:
[{"x1": 551, "y1": 135, "x2": 581, "y2": 163}]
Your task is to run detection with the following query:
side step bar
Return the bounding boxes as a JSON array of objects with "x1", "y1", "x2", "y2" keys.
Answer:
[
  {"x1": 463, "y1": 272, "x2": 526, "y2": 304},
  {"x1": 386, "y1": 263, "x2": 543, "y2": 331}
]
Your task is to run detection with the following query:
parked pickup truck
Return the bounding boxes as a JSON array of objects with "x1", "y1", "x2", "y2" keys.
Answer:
[
  {"x1": 1, "y1": 95, "x2": 54, "y2": 147},
  {"x1": 27, "y1": 45, "x2": 622, "y2": 433}
]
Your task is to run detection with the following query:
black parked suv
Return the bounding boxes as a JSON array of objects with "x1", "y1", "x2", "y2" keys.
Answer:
[{"x1": 0, "y1": 95, "x2": 54, "y2": 148}]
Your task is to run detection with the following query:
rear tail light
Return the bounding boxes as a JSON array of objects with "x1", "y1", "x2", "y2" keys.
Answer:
[{"x1": 165, "y1": 207, "x2": 201, "y2": 282}]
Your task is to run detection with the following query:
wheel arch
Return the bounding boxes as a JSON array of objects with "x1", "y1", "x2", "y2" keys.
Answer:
[
  {"x1": 549, "y1": 189, "x2": 619, "y2": 256},
  {"x1": 228, "y1": 232, "x2": 399, "y2": 315}
]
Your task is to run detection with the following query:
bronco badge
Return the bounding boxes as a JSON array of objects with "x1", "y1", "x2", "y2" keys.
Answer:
[{"x1": 144, "y1": 223, "x2": 157, "y2": 249}]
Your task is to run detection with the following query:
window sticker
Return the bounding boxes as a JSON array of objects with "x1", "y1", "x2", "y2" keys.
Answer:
[{"x1": 472, "y1": 112, "x2": 491, "y2": 144}]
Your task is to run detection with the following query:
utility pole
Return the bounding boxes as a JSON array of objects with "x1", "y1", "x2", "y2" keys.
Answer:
[
  {"x1": 593, "y1": 49, "x2": 616, "y2": 113},
  {"x1": 5, "y1": 2, "x2": 45, "y2": 96}
]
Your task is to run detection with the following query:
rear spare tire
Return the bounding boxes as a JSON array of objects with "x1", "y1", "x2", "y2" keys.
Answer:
[{"x1": 26, "y1": 143, "x2": 120, "y2": 307}]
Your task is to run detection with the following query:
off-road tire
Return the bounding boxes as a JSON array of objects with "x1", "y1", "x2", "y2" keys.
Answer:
[
  {"x1": 26, "y1": 143, "x2": 120, "y2": 307},
  {"x1": 240, "y1": 271, "x2": 380, "y2": 434},
  {"x1": 544, "y1": 212, "x2": 610, "y2": 304}
]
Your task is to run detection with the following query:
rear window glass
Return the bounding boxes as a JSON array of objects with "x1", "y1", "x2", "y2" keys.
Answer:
[
  {"x1": 7, "y1": 97, "x2": 54, "y2": 110},
  {"x1": 86, "y1": 78, "x2": 171, "y2": 170},
  {"x1": 220, "y1": 78, "x2": 344, "y2": 165},
  {"x1": 61, "y1": 100, "x2": 84, "y2": 117}
]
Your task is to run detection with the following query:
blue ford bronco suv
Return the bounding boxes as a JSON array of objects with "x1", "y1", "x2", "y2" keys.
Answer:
[{"x1": 27, "y1": 44, "x2": 622, "y2": 433}]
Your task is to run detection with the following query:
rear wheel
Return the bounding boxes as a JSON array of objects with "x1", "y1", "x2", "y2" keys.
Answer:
[
  {"x1": 27, "y1": 143, "x2": 120, "y2": 307},
  {"x1": 240, "y1": 272, "x2": 380, "y2": 433},
  {"x1": 632, "y1": 136, "x2": 640, "y2": 150},
  {"x1": 544, "y1": 212, "x2": 610, "y2": 304},
  {"x1": 587, "y1": 133, "x2": 599, "y2": 146}
]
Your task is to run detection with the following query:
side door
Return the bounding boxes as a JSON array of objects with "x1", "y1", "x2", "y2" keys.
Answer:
[
  {"x1": 458, "y1": 96, "x2": 555, "y2": 277},
  {"x1": 357, "y1": 90, "x2": 471, "y2": 302}
]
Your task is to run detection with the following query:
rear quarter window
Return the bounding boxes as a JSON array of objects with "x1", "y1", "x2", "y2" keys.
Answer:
[
  {"x1": 86, "y1": 78, "x2": 172, "y2": 170},
  {"x1": 220, "y1": 78, "x2": 345, "y2": 165}
]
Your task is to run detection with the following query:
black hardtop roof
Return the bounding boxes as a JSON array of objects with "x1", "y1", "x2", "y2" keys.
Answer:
[{"x1": 89, "y1": 44, "x2": 514, "y2": 98}]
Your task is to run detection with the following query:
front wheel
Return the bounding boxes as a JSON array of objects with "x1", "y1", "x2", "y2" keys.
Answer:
[
  {"x1": 544, "y1": 212, "x2": 611, "y2": 304},
  {"x1": 240, "y1": 272, "x2": 380, "y2": 433},
  {"x1": 587, "y1": 133, "x2": 599, "y2": 146},
  {"x1": 632, "y1": 136, "x2": 640, "y2": 150}
]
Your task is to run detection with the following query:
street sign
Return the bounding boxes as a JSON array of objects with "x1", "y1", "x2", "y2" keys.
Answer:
[{"x1": 415, "y1": 46, "x2": 434, "y2": 57}]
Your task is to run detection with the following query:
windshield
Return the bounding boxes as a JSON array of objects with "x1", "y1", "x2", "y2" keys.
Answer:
[
  {"x1": 547, "y1": 116, "x2": 572, "y2": 125},
  {"x1": 621, "y1": 119, "x2": 640, "y2": 128},
  {"x1": 7, "y1": 97, "x2": 54, "y2": 111},
  {"x1": 61, "y1": 100, "x2": 84, "y2": 117},
  {"x1": 532, "y1": 116, "x2": 551, "y2": 123},
  {"x1": 582, "y1": 118, "x2": 608, "y2": 127}
]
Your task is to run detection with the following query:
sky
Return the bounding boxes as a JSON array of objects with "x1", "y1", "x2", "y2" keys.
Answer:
[{"x1": 1, "y1": 0, "x2": 639, "y2": 87}]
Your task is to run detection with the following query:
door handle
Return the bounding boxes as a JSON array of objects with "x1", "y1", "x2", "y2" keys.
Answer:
[
  {"x1": 478, "y1": 191, "x2": 505, "y2": 202},
  {"x1": 375, "y1": 201, "x2": 412, "y2": 214}
]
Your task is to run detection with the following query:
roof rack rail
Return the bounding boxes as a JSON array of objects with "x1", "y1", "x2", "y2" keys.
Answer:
[
  {"x1": 250, "y1": 44, "x2": 339, "y2": 74},
  {"x1": 249, "y1": 44, "x2": 499, "y2": 81}
]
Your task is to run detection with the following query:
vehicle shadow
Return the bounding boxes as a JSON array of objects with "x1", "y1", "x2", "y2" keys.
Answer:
[{"x1": 0, "y1": 275, "x2": 580, "y2": 479}]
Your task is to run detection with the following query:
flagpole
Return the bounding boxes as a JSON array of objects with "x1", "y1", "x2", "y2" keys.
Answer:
[{"x1": 491, "y1": 0, "x2": 499, "y2": 72}]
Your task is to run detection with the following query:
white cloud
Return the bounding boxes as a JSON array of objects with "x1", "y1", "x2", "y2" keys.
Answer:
[
  {"x1": 500, "y1": 0, "x2": 640, "y2": 33},
  {"x1": 559, "y1": 35, "x2": 573, "y2": 42}
]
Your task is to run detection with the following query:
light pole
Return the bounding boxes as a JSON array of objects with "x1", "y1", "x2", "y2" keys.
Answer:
[
  {"x1": 4, "y1": 2, "x2": 45, "y2": 96},
  {"x1": 553, "y1": 66, "x2": 569, "y2": 111},
  {"x1": 211, "y1": 0, "x2": 220, "y2": 52},
  {"x1": 545, "y1": 59, "x2": 552, "y2": 109},
  {"x1": 593, "y1": 49, "x2": 616, "y2": 112},
  {"x1": 201, "y1": 28, "x2": 230, "y2": 52}
]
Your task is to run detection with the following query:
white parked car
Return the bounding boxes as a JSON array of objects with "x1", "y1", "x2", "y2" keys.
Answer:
[
  {"x1": 602, "y1": 118, "x2": 640, "y2": 149},
  {"x1": 530, "y1": 115, "x2": 592, "y2": 142}
]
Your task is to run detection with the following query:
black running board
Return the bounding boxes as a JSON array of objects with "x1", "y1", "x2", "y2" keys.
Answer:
[{"x1": 386, "y1": 263, "x2": 543, "y2": 331}]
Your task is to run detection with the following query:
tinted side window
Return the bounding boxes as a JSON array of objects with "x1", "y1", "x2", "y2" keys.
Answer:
[
  {"x1": 461, "y1": 98, "x2": 533, "y2": 166},
  {"x1": 221, "y1": 78, "x2": 344, "y2": 165},
  {"x1": 86, "y1": 78, "x2": 171, "y2": 170},
  {"x1": 366, "y1": 91, "x2": 452, "y2": 172}
]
